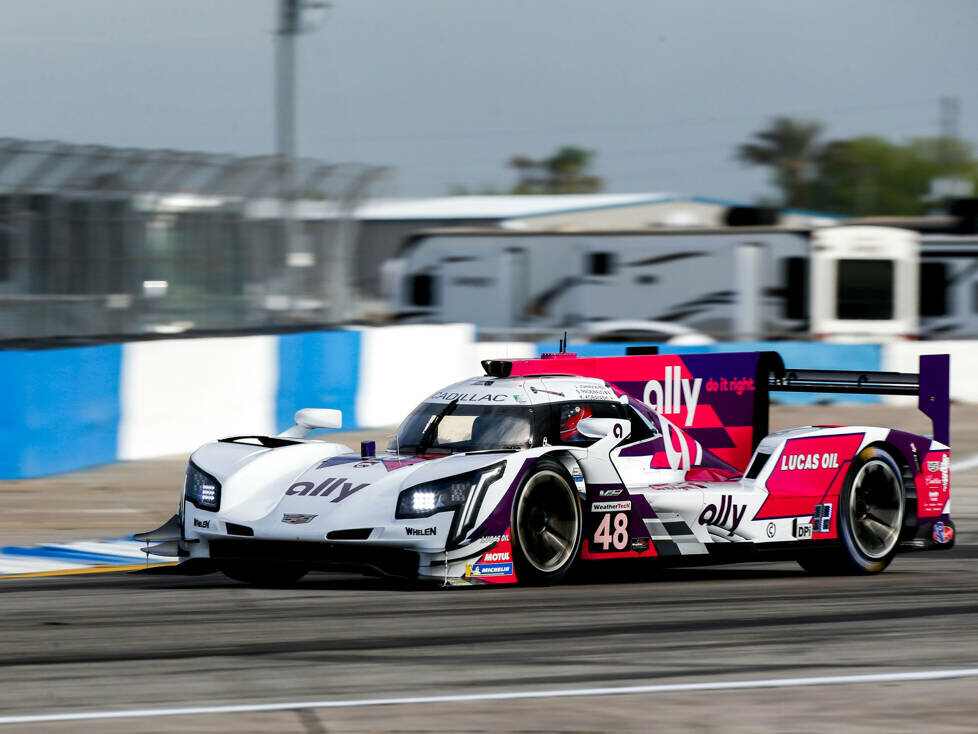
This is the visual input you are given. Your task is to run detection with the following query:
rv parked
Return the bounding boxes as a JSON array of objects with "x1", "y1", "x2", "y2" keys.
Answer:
[{"x1": 384, "y1": 225, "x2": 938, "y2": 341}]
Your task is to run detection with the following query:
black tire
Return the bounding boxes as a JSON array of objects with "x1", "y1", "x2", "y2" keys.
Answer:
[
  {"x1": 798, "y1": 446, "x2": 905, "y2": 575},
  {"x1": 220, "y1": 562, "x2": 309, "y2": 586},
  {"x1": 510, "y1": 458, "x2": 583, "y2": 585}
]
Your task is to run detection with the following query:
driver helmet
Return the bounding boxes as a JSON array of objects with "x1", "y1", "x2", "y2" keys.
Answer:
[{"x1": 559, "y1": 404, "x2": 592, "y2": 441}]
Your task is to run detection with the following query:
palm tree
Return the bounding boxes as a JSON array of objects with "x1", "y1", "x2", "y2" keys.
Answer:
[
  {"x1": 508, "y1": 146, "x2": 603, "y2": 194},
  {"x1": 737, "y1": 117, "x2": 824, "y2": 208}
]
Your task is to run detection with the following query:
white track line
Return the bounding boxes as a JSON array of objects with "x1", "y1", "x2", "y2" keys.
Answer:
[
  {"x1": 1, "y1": 667, "x2": 977, "y2": 725},
  {"x1": 952, "y1": 453, "x2": 978, "y2": 472}
]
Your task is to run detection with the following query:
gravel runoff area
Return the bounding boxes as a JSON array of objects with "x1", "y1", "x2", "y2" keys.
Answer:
[{"x1": 1, "y1": 404, "x2": 975, "y2": 548}]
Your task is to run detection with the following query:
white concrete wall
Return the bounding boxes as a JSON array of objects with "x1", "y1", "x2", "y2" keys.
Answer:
[
  {"x1": 115, "y1": 327, "x2": 539, "y2": 460},
  {"x1": 118, "y1": 336, "x2": 278, "y2": 460},
  {"x1": 473, "y1": 341, "x2": 537, "y2": 365},
  {"x1": 883, "y1": 341, "x2": 978, "y2": 404},
  {"x1": 354, "y1": 324, "x2": 480, "y2": 427},
  {"x1": 111, "y1": 329, "x2": 973, "y2": 462}
]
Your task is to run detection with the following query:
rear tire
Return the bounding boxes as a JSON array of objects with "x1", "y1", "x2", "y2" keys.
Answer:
[
  {"x1": 220, "y1": 562, "x2": 309, "y2": 586},
  {"x1": 798, "y1": 446, "x2": 905, "y2": 575},
  {"x1": 511, "y1": 458, "x2": 583, "y2": 586}
]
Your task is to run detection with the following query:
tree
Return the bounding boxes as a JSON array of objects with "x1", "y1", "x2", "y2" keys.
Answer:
[
  {"x1": 737, "y1": 117, "x2": 978, "y2": 215},
  {"x1": 508, "y1": 146, "x2": 603, "y2": 194},
  {"x1": 736, "y1": 117, "x2": 824, "y2": 209},
  {"x1": 809, "y1": 136, "x2": 978, "y2": 216}
]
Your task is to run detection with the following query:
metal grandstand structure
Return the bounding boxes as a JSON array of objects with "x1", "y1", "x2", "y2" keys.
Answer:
[{"x1": 0, "y1": 138, "x2": 389, "y2": 342}]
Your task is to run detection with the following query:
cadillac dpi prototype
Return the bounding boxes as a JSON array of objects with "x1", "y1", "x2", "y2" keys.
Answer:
[{"x1": 138, "y1": 350, "x2": 954, "y2": 585}]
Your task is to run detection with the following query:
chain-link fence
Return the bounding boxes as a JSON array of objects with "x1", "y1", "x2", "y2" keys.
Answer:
[{"x1": 0, "y1": 138, "x2": 388, "y2": 342}]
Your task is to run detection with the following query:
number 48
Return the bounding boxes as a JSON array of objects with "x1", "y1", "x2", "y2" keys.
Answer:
[{"x1": 595, "y1": 512, "x2": 629, "y2": 551}]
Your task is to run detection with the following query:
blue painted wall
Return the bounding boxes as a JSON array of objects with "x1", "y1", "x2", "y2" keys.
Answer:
[
  {"x1": 0, "y1": 334, "x2": 887, "y2": 480},
  {"x1": 0, "y1": 346, "x2": 122, "y2": 478},
  {"x1": 276, "y1": 330, "x2": 361, "y2": 432}
]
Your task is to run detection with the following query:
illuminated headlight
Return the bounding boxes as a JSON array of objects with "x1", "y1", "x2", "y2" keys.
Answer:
[
  {"x1": 395, "y1": 463, "x2": 505, "y2": 533},
  {"x1": 411, "y1": 490, "x2": 438, "y2": 513},
  {"x1": 184, "y1": 462, "x2": 221, "y2": 511}
]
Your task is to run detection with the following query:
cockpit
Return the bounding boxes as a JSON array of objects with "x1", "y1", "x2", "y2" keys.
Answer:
[{"x1": 389, "y1": 401, "x2": 540, "y2": 454}]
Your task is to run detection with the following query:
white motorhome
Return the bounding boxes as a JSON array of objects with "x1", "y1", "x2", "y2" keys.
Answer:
[
  {"x1": 808, "y1": 226, "x2": 919, "y2": 340},
  {"x1": 383, "y1": 225, "x2": 929, "y2": 341},
  {"x1": 915, "y1": 230, "x2": 978, "y2": 338}
]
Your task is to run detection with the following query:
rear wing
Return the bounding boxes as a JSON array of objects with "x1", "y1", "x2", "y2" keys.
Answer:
[
  {"x1": 769, "y1": 353, "x2": 950, "y2": 447},
  {"x1": 484, "y1": 350, "x2": 950, "y2": 471}
]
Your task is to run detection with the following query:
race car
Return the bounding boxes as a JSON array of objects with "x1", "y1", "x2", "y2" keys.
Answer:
[{"x1": 137, "y1": 349, "x2": 954, "y2": 586}]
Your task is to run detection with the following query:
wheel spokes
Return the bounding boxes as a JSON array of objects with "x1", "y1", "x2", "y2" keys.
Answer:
[
  {"x1": 516, "y1": 472, "x2": 579, "y2": 573},
  {"x1": 850, "y1": 458, "x2": 903, "y2": 559},
  {"x1": 540, "y1": 525, "x2": 570, "y2": 560},
  {"x1": 543, "y1": 523, "x2": 570, "y2": 546},
  {"x1": 860, "y1": 514, "x2": 896, "y2": 545}
]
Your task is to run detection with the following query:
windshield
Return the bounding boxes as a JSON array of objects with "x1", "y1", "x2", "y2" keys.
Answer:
[{"x1": 389, "y1": 402, "x2": 536, "y2": 454}]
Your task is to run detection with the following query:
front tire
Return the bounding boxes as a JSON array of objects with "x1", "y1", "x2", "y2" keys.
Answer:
[
  {"x1": 798, "y1": 446, "x2": 905, "y2": 575},
  {"x1": 511, "y1": 458, "x2": 583, "y2": 585}
]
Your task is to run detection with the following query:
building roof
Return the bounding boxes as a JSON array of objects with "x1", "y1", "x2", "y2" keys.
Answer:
[{"x1": 353, "y1": 193, "x2": 681, "y2": 221}]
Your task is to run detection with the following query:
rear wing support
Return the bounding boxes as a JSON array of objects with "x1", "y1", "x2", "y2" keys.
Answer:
[{"x1": 767, "y1": 353, "x2": 950, "y2": 446}]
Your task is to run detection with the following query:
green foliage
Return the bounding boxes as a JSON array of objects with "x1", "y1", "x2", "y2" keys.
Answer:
[
  {"x1": 810, "y1": 136, "x2": 978, "y2": 216},
  {"x1": 446, "y1": 183, "x2": 504, "y2": 196},
  {"x1": 736, "y1": 117, "x2": 824, "y2": 209},
  {"x1": 507, "y1": 146, "x2": 604, "y2": 194},
  {"x1": 737, "y1": 117, "x2": 978, "y2": 215}
]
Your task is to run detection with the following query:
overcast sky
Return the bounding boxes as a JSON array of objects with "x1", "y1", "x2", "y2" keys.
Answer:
[{"x1": 2, "y1": 0, "x2": 976, "y2": 202}]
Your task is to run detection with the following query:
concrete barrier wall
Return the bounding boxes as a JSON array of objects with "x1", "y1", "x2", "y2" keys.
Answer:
[
  {"x1": 118, "y1": 336, "x2": 279, "y2": 460},
  {"x1": 0, "y1": 345, "x2": 121, "y2": 478},
  {"x1": 0, "y1": 325, "x2": 479, "y2": 478},
  {"x1": 277, "y1": 330, "x2": 360, "y2": 433},
  {"x1": 355, "y1": 324, "x2": 477, "y2": 427},
  {"x1": 0, "y1": 330, "x2": 970, "y2": 479},
  {"x1": 883, "y1": 341, "x2": 978, "y2": 404}
]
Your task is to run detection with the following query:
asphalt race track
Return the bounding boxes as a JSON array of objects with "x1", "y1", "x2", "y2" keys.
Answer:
[
  {"x1": 1, "y1": 530, "x2": 975, "y2": 732},
  {"x1": 1, "y1": 406, "x2": 977, "y2": 732}
]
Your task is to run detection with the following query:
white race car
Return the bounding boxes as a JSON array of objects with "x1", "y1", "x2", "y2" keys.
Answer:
[{"x1": 138, "y1": 349, "x2": 954, "y2": 585}]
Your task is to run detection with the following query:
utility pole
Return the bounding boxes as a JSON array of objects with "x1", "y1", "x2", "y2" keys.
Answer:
[
  {"x1": 939, "y1": 95, "x2": 961, "y2": 151},
  {"x1": 276, "y1": 1, "x2": 326, "y2": 295},
  {"x1": 931, "y1": 96, "x2": 971, "y2": 205}
]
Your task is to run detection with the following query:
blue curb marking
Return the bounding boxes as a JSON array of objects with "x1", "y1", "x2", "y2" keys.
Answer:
[{"x1": 0, "y1": 546, "x2": 148, "y2": 566}]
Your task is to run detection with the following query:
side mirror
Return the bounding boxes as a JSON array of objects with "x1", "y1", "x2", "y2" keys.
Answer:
[
  {"x1": 279, "y1": 408, "x2": 343, "y2": 438},
  {"x1": 577, "y1": 418, "x2": 630, "y2": 441}
]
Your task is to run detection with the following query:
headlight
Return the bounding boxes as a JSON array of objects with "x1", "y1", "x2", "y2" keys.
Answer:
[
  {"x1": 396, "y1": 463, "x2": 505, "y2": 541},
  {"x1": 185, "y1": 462, "x2": 221, "y2": 511}
]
